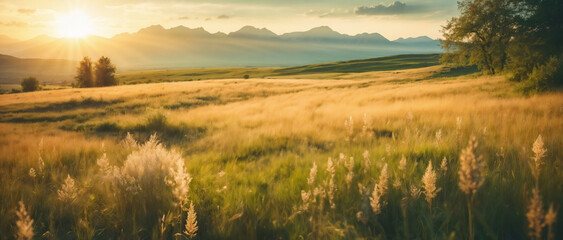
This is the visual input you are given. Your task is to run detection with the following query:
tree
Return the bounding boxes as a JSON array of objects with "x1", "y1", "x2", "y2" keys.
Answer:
[
  {"x1": 441, "y1": 0, "x2": 518, "y2": 74},
  {"x1": 21, "y1": 77, "x2": 40, "y2": 92},
  {"x1": 442, "y1": 0, "x2": 562, "y2": 93},
  {"x1": 508, "y1": 0, "x2": 563, "y2": 85},
  {"x1": 94, "y1": 56, "x2": 117, "y2": 86},
  {"x1": 75, "y1": 57, "x2": 94, "y2": 88}
]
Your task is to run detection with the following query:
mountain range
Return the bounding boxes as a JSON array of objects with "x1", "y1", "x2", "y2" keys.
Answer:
[{"x1": 0, "y1": 25, "x2": 441, "y2": 82}]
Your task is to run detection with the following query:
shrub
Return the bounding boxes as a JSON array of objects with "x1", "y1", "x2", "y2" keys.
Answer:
[
  {"x1": 518, "y1": 56, "x2": 563, "y2": 95},
  {"x1": 97, "y1": 135, "x2": 193, "y2": 238},
  {"x1": 21, "y1": 77, "x2": 40, "y2": 92},
  {"x1": 243, "y1": 74, "x2": 250, "y2": 79}
]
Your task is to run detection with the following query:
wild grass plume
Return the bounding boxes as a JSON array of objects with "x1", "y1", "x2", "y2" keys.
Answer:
[
  {"x1": 184, "y1": 202, "x2": 198, "y2": 239},
  {"x1": 531, "y1": 134, "x2": 546, "y2": 181},
  {"x1": 0, "y1": 65, "x2": 561, "y2": 239},
  {"x1": 459, "y1": 136, "x2": 485, "y2": 197},
  {"x1": 422, "y1": 161, "x2": 438, "y2": 209},
  {"x1": 459, "y1": 136, "x2": 485, "y2": 240},
  {"x1": 57, "y1": 175, "x2": 78, "y2": 203},
  {"x1": 15, "y1": 201, "x2": 33, "y2": 240}
]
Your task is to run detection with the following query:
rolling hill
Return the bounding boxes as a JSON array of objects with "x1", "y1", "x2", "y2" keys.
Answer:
[
  {"x1": 116, "y1": 54, "x2": 443, "y2": 84},
  {"x1": 0, "y1": 54, "x2": 76, "y2": 84}
]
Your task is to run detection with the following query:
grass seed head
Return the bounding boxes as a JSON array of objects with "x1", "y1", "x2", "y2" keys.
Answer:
[
  {"x1": 57, "y1": 174, "x2": 78, "y2": 203},
  {"x1": 422, "y1": 161, "x2": 438, "y2": 205},
  {"x1": 184, "y1": 202, "x2": 198, "y2": 239},
  {"x1": 458, "y1": 136, "x2": 485, "y2": 197},
  {"x1": 15, "y1": 201, "x2": 34, "y2": 240}
]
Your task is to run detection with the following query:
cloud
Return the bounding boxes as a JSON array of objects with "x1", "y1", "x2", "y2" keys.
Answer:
[
  {"x1": 217, "y1": 14, "x2": 230, "y2": 19},
  {"x1": 17, "y1": 8, "x2": 36, "y2": 15},
  {"x1": 355, "y1": 1, "x2": 410, "y2": 15},
  {"x1": 0, "y1": 21, "x2": 44, "y2": 28},
  {"x1": 305, "y1": 8, "x2": 352, "y2": 18}
]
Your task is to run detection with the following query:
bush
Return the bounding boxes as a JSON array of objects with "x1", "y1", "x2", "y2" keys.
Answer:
[
  {"x1": 243, "y1": 74, "x2": 250, "y2": 79},
  {"x1": 518, "y1": 56, "x2": 562, "y2": 95},
  {"x1": 21, "y1": 77, "x2": 40, "y2": 92}
]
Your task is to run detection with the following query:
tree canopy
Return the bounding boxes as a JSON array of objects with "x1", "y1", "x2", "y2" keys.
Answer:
[
  {"x1": 441, "y1": 0, "x2": 563, "y2": 93},
  {"x1": 21, "y1": 77, "x2": 40, "y2": 92},
  {"x1": 75, "y1": 57, "x2": 94, "y2": 88},
  {"x1": 95, "y1": 56, "x2": 117, "y2": 87},
  {"x1": 74, "y1": 56, "x2": 118, "y2": 88}
]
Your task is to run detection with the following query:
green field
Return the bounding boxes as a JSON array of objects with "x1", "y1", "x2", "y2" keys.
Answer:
[
  {"x1": 116, "y1": 54, "x2": 447, "y2": 84},
  {"x1": 0, "y1": 56, "x2": 561, "y2": 240}
]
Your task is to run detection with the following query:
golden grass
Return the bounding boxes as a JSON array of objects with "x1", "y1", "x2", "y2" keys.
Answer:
[{"x1": 1, "y1": 65, "x2": 562, "y2": 239}]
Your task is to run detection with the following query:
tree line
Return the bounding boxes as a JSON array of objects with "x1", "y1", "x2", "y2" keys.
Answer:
[
  {"x1": 75, "y1": 56, "x2": 117, "y2": 88},
  {"x1": 441, "y1": 0, "x2": 562, "y2": 94}
]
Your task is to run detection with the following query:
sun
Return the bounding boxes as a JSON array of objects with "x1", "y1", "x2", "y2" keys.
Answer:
[{"x1": 56, "y1": 11, "x2": 93, "y2": 38}]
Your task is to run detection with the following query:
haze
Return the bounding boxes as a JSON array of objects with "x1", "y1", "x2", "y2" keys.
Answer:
[{"x1": 1, "y1": 0, "x2": 457, "y2": 41}]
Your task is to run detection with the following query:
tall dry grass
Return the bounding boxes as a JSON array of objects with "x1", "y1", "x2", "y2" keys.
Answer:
[{"x1": 0, "y1": 66, "x2": 561, "y2": 239}]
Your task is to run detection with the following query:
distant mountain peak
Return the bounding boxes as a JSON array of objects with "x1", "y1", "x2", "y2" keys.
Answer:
[
  {"x1": 230, "y1": 26, "x2": 278, "y2": 38},
  {"x1": 393, "y1": 36, "x2": 436, "y2": 43},
  {"x1": 138, "y1": 25, "x2": 166, "y2": 34},
  {"x1": 308, "y1": 26, "x2": 336, "y2": 33}
]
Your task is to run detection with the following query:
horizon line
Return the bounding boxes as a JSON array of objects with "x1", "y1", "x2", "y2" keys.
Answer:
[{"x1": 3, "y1": 24, "x2": 439, "y2": 42}]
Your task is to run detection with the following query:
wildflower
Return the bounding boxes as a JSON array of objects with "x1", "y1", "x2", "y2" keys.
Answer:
[
  {"x1": 385, "y1": 144, "x2": 391, "y2": 156},
  {"x1": 184, "y1": 202, "x2": 198, "y2": 239},
  {"x1": 307, "y1": 162, "x2": 317, "y2": 186},
  {"x1": 458, "y1": 136, "x2": 485, "y2": 197},
  {"x1": 218, "y1": 171, "x2": 226, "y2": 177},
  {"x1": 526, "y1": 187, "x2": 544, "y2": 240},
  {"x1": 57, "y1": 174, "x2": 78, "y2": 202},
  {"x1": 422, "y1": 161, "x2": 438, "y2": 207},
  {"x1": 28, "y1": 168, "x2": 36, "y2": 178},
  {"x1": 15, "y1": 201, "x2": 34, "y2": 240}
]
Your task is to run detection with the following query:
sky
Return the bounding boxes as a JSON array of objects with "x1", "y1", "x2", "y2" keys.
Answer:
[{"x1": 0, "y1": 0, "x2": 459, "y2": 41}]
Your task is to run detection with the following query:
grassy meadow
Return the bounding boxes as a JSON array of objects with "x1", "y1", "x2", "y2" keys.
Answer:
[{"x1": 0, "y1": 63, "x2": 562, "y2": 239}]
